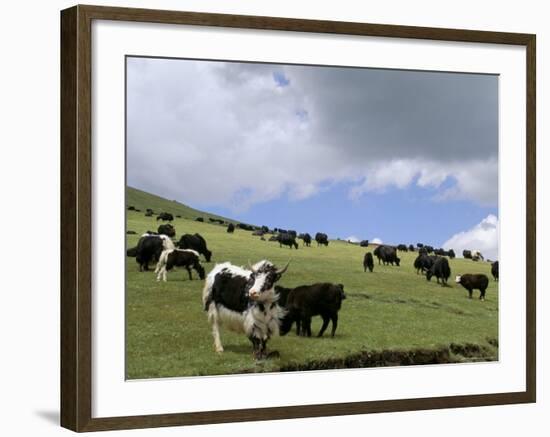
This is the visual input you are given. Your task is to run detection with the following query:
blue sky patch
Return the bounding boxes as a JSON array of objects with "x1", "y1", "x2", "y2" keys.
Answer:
[{"x1": 273, "y1": 71, "x2": 290, "y2": 87}]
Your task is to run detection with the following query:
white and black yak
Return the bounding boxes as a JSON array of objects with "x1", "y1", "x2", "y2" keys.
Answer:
[
  {"x1": 135, "y1": 234, "x2": 175, "y2": 271},
  {"x1": 155, "y1": 249, "x2": 205, "y2": 281},
  {"x1": 202, "y1": 260, "x2": 289, "y2": 360}
]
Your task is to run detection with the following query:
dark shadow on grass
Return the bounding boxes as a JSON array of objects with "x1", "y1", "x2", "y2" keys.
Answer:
[
  {"x1": 280, "y1": 341, "x2": 498, "y2": 372},
  {"x1": 223, "y1": 344, "x2": 253, "y2": 355},
  {"x1": 346, "y1": 292, "x2": 371, "y2": 300}
]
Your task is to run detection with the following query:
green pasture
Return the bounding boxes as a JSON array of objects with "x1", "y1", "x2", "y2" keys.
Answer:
[{"x1": 125, "y1": 190, "x2": 498, "y2": 379}]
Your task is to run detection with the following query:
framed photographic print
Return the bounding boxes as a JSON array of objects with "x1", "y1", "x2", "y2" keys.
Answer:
[{"x1": 60, "y1": 4, "x2": 536, "y2": 432}]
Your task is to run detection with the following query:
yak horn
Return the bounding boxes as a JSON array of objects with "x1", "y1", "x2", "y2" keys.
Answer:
[
  {"x1": 276, "y1": 260, "x2": 291, "y2": 275},
  {"x1": 248, "y1": 260, "x2": 256, "y2": 273}
]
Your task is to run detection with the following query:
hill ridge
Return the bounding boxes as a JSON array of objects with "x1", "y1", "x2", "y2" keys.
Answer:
[{"x1": 126, "y1": 186, "x2": 238, "y2": 224}]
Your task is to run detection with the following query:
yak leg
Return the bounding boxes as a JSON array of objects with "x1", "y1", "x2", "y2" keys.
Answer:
[
  {"x1": 480, "y1": 288, "x2": 486, "y2": 301},
  {"x1": 303, "y1": 317, "x2": 312, "y2": 337},
  {"x1": 295, "y1": 319, "x2": 302, "y2": 336},
  {"x1": 318, "y1": 315, "x2": 330, "y2": 337},
  {"x1": 330, "y1": 313, "x2": 338, "y2": 337},
  {"x1": 468, "y1": 289, "x2": 473, "y2": 299},
  {"x1": 156, "y1": 266, "x2": 163, "y2": 281},
  {"x1": 207, "y1": 303, "x2": 224, "y2": 352},
  {"x1": 186, "y1": 266, "x2": 193, "y2": 280},
  {"x1": 250, "y1": 336, "x2": 264, "y2": 360}
]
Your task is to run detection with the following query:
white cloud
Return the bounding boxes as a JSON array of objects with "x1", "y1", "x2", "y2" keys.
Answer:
[
  {"x1": 127, "y1": 59, "x2": 498, "y2": 211},
  {"x1": 350, "y1": 158, "x2": 497, "y2": 206},
  {"x1": 442, "y1": 214, "x2": 499, "y2": 260},
  {"x1": 372, "y1": 238, "x2": 383, "y2": 244},
  {"x1": 346, "y1": 235, "x2": 360, "y2": 243}
]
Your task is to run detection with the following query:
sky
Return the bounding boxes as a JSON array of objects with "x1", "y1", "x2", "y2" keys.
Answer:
[{"x1": 126, "y1": 57, "x2": 499, "y2": 259}]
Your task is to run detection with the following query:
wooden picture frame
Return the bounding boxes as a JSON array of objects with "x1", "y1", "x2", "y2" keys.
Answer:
[{"x1": 60, "y1": 4, "x2": 536, "y2": 432}]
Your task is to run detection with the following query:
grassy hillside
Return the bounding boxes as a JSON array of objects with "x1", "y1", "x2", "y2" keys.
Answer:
[
  {"x1": 126, "y1": 186, "x2": 238, "y2": 224},
  {"x1": 126, "y1": 196, "x2": 499, "y2": 379}
]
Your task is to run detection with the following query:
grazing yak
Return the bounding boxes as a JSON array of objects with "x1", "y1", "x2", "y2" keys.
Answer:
[
  {"x1": 426, "y1": 256, "x2": 451, "y2": 286},
  {"x1": 126, "y1": 230, "x2": 137, "y2": 235},
  {"x1": 414, "y1": 254, "x2": 436, "y2": 274},
  {"x1": 277, "y1": 233, "x2": 298, "y2": 249},
  {"x1": 408, "y1": 244, "x2": 415, "y2": 252},
  {"x1": 315, "y1": 232, "x2": 329, "y2": 247},
  {"x1": 413, "y1": 254, "x2": 423, "y2": 274},
  {"x1": 127, "y1": 206, "x2": 136, "y2": 211},
  {"x1": 471, "y1": 250, "x2": 484, "y2": 261},
  {"x1": 298, "y1": 233, "x2": 312, "y2": 247},
  {"x1": 156, "y1": 212, "x2": 174, "y2": 222},
  {"x1": 252, "y1": 230, "x2": 265, "y2": 236},
  {"x1": 277, "y1": 283, "x2": 346, "y2": 337},
  {"x1": 202, "y1": 260, "x2": 289, "y2": 359},
  {"x1": 126, "y1": 246, "x2": 138, "y2": 257},
  {"x1": 227, "y1": 223, "x2": 235, "y2": 233},
  {"x1": 463, "y1": 250, "x2": 472, "y2": 259},
  {"x1": 177, "y1": 233, "x2": 212, "y2": 262},
  {"x1": 417, "y1": 243, "x2": 424, "y2": 248},
  {"x1": 359, "y1": 240, "x2": 369, "y2": 247},
  {"x1": 397, "y1": 244, "x2": 408, "y2": 252},
  {"x1": 456, "y1": 274, "x2": 489, "y2": 300},
  {"x1": 373, "y1": 245, "x2": 400, "y2": 266},
  {"x1": 434, "y1": 248, "x2": 456, "y2": 258},
  {"x1": 135, "y1": 234, "x2": 175, "y2": 271},
  {"x1": 268, "y1": 235, "x2": 278, "y2": 242},
  {"x1": 155, "y1": 248, "x2": 205, "y2": 281},
  {"x1": 363, "y1": 252, "x2": 374, "y2": 272},
  {"x1": 237, "y1": 223, "x2": 255, "y2": 231},
  {"x1": 157, "y1": 223, "x2": 176, "y2": 237},
  {"x1": 195, "y1": 217, "x2": 204, "y2": 222},
  {"x1": 144, "y1": 211, "x2": 153, "y2": 217},
  {"x1": 491, "y1": 261, "x2": 499, "y2": 281}
]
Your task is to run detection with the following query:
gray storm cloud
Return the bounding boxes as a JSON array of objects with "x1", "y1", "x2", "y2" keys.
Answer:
[{"x1": 126, "y1": 57, "x2": 498, "y2": 209}]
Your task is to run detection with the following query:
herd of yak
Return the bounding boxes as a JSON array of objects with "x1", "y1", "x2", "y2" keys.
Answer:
[
  {"x1": 126, "y1": 207, "x2": 498, "y2": 360},
  {"x1": 362, "y1": 243, "x2": 498, "y2": 302}
]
